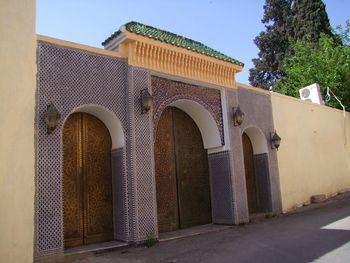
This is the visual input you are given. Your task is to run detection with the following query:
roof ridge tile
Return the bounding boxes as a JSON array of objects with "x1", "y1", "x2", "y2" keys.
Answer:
[{"x1": 102, "y1": 21, "x2": 244, "y2": 67}]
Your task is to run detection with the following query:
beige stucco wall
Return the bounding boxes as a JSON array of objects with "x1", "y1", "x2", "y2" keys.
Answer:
[
  {"x1": 0, "y1": 0, "x2": 36, "y2": 262},
  {"x1": 271, "y1": 93, "x2": 350, "y2": 212}
]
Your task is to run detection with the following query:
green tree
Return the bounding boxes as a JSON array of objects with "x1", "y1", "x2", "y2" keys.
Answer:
[
  {"x1": 249, "y1": 0, "x2": 334, "y2": 89},
  {"x1": 249, "y1": 0, "x2": 293, "y2": 89},
  {"x1": 276, "y1": 25, "x2": 350, "y2": 110},
  {"x1": 292, "y1": 0, "x2": 333, "y2": 43}
]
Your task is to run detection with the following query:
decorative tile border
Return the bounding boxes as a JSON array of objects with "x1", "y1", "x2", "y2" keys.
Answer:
[
  {"x1": 208, "y1": 151, "x2": 235, "y2": 224},
  {"x1": 151, "y1": 76, "x2": 224, "y2": 145}
]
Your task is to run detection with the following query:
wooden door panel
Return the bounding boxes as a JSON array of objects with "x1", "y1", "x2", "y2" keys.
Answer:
[
  {"x1": 243, "y1": 133, "x2": 258, "y2": 213},
  {"x1": 63, "y1": 113, "x2": 113, "y2": 248},
  {"x1": 155, "y1": 107, "x2": 212, "y2": 232},
  {"x1": 63, "y1": 113, "x2": 84, "y2": 248},
  {"x1": 155, "y1": 107, "x2": 179, "y2": 233},
  {"x1": 83, "y1": 113, "x2": 113, "y2": 244},
  {"x1": 172, "y1": 108, "x2": 212, "y2": 229}
]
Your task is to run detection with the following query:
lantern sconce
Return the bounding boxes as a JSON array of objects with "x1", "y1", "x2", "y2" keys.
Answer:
[
  {"x1": 140, "y1": 89, "x2": 153, "y2": 114},
  {"x1": 44, "y1": 102, "x2": 61, "y2": 134},
  {"x1": 232, "y1": 105, "x2": 245, "y2": 126},
  {"x1": 271, "y1": 130, "x2": 281, "y2": 150}
]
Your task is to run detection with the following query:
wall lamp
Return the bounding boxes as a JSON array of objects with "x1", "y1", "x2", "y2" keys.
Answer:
[
  {"x1": 140, "y1": 89, "x2": 153, "y2": 114},
  {"x1": 44, "y1": 102, "x2": 61, "y2": 134},
  {"x1": 271, "y1": 130, "x2": 281, "y2": 150},
  {"x1": 232, "y1": 105, "x2": 245, "y2": 126}
]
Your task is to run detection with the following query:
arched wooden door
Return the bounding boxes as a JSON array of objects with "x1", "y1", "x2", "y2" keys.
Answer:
[
  {"x1": 63, "y1": 113, "x2": 113, "y2": 248},
  {"x1": 155, "y1": 107, "x2": 212, "y2": 233},
  {"x1": 242, "y1": 133, "x2": 258, "y2": 214}
]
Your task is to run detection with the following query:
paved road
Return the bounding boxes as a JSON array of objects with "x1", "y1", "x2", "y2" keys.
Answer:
[{"x1": 74, "y1": 193, "x2": 350, "y2": 263}]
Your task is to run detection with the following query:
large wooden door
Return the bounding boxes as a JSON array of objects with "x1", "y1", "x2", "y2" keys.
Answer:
[
  {"x1": 154, "y1": 108, "x2": 179, "y2": 233},
  {"x1": 63, "y1": 113, "x2": 113, "y2": 248},
  {"x1": 242, "y1": 133, "x2": 258, "y2": 213},
  {"x1": 155, "y1": 107, "x2": 212, "y2": 233}
]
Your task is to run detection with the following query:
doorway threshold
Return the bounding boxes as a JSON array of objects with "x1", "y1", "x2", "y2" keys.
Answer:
[
  {"x1": 64, "y1": 240, "x2": 128, "y2": 259},
  {"x1": 159, "y1": 224, "x2": 232, "y2": 242},
  {"x1": 249, "y1": 213, "x2": 269, "y2": 223}
]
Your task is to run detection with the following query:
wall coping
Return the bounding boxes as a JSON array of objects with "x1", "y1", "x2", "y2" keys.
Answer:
[
  {"x1": 271, "y1": 91, "x2": 350, "y2": 115},
  {"x1": 37, "y1": 35, "x2": 123, "y2": 58},
  {"x1": 237, "y1": 81, "x2": 349, "y2": 115}
]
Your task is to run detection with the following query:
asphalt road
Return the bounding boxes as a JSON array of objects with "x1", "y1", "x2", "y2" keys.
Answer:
[{"x1": 73, "y1": 192, "x2": 350, "y2": 263}]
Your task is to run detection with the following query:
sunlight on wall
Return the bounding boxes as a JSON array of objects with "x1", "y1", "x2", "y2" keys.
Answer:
[
  {"x1": 0, "y1": 0, "x2": 36, "y2": 262},
  {"x1": 271, "y1": 93, "x2": 350, "y2": 212}
]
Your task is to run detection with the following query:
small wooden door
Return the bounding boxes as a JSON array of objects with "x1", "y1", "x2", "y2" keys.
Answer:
[
  {"x1": 155, "y1": 107, "x2": 212, "y2": 233},
  {"x1": 242, "y1": 133, "x2": 258, "y2": 213},
  {"x1": 63, "y1": 113, "x2": 114, "y2": 248}
]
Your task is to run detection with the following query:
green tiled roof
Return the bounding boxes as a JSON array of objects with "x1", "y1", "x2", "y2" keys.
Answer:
[{"x1": 102, "y1": 21, "x2": 244, "y2": 67}]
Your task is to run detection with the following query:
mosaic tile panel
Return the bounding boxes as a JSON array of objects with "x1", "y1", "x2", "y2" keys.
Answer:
[
  {"x1": 208, "y1": 151, "x2": 235, "y2": 224},
  {"x1": 254, "y1": 153, "x2": 272, "y2": 213},
  {"x1": 129, "y1": 67, "x2": 157, "y2": 241},
  {"x1": 111, "y1": 148, "x2": 129, "y2": 240},
  {"x1": 36, "y1": 41, "x2": 130, "y2": 256},
  {"x1": 151, "y1": 76, "x2": 224, "y2": 145}
]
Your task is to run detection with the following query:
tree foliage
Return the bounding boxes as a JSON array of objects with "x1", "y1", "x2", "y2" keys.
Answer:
[
  {"x1": 249, "y1": 0, "x2": 334, "y2": 89},
  {"x1": 292, "y1": 0, "x2": 333, "y2": 42},
  {"x1": 249, "y1": 0, "x2": 293, "y2": 89},
  {"x1": 276, "y1": 23, "x2": 350, "y2": 110}
]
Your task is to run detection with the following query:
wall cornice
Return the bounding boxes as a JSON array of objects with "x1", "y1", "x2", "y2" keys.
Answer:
[{"x1": 118, "y1": 32, "x2": 243, "y2": 88}]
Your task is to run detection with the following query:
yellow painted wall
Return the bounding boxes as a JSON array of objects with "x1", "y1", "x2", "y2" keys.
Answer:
[
  {"x1": 0, "y1": 0, "x2": 36, "y2": 262},
  {"x1": 271, "y1": 93, "x2": 350, "y2": 212}
]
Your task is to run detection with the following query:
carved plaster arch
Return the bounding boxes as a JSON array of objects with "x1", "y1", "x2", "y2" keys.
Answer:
[
  {"x1": 167, "y1": 99, "x2": 222, "y2": 149},
  {"x1": 65, "y1": 104, "x2": 125, "y2": 150},
  {"x1": 242, "y1": 126, "x2": 269, "y2": 154}
]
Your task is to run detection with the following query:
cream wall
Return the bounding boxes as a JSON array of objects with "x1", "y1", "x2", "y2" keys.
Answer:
[
  {"x1": 271, "y1": 93, "x2": 350, "y2": 212},
  {"x1": 0, "y1": 0, "x2": 36, "y2": 262}
]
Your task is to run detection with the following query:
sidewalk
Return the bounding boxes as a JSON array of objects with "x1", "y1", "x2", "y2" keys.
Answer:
[{"x1": 68, "y1": 192, "x2": 350, "y2": 263}]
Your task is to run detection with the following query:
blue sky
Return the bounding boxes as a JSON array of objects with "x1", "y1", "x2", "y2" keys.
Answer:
[{"x1": 36, "y1": 0, "x2": 349, "y2": 84}]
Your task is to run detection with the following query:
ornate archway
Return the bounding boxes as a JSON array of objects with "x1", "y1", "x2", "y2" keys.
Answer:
[
  {"x1": 63, "y1": 112, "x2": 114, "y2": 248},
  {"x1": 169, "y1": 99, "x2": 222, "y2": 149},
  {"x1": 242, "y1": 126, "x2": 272, "y2": 214},
  {"x1": 70, "y1": 104, "x2": 125, "y2": 149},
  {"x1": 155, "y1": 107, "x2": 212, "y2": 233}
]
